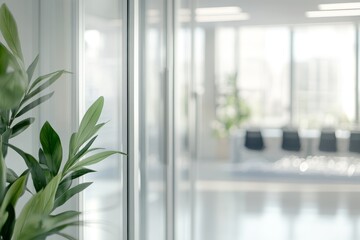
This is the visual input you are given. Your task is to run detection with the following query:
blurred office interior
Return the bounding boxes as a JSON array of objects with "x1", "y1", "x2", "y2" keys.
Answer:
[{"x1": 4, "y1": 0, "x2": 360, "y2": 239}]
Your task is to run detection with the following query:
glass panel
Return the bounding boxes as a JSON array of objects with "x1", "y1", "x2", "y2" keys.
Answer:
[
  {"x1": 174, "y1": 1, "x2": 194, "y2": 240},
  {"x1": 238, "y1": 26, "x2": 290, "y2": 127},
  {"x1": 83, "y1": 0, "x2": 127, "y2": 239},
  {"x1": 139, "y1": 0, "x2": 167, "y2": 240},
  {"x1": 293, "y1": 23, "x2": 356, "y2": 128},
  {"x1": 189, "y1": 2, "x2": 360, "y2": 240},
  {"x1": 197, "y1": 25, "x2": 290, "y2": 162}
]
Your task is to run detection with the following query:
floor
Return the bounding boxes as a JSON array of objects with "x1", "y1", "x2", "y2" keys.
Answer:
[
  {"x1": 195, "y1": 161, "x2": 360, "y2": 240},
  {"x1": 80, "y1": 157, "x2": 360, "y2": 240}
]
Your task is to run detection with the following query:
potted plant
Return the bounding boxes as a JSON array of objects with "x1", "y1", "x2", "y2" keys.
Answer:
[
  {"x1": 211, "y1": 73, "x2": 250, "y2": 159},
  {"x1": 212, "y1": 73, "x2": 250, "y2": 138},
  {"x1": 0, "y1": 4, "x2": 124, "y2": 239}
]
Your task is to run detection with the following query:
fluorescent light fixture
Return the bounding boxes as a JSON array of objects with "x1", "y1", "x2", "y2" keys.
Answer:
[
  {"x1": 151, "y1": 6, "x2": 248, "y2": 23},
  {"x1": 195, "y1": 6, "x2": 242, "y2": 15},
  {"x1": 319, "y1": 2, "x2": 360, "y2": 10},
  {"x1": 178, "y1": 6, "x2": 249, "y2": 23},
  {"x1": 306, "y1": 9, "x2": 360, "y2": 17},
  {"x1": 196, "y1": 13, "x2": 250, "y2": 22}
]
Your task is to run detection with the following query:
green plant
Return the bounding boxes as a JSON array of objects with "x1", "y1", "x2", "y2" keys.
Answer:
[
  {"x1": 0, "y1": 4, "x2": 124, "y2": 239},
  {"x1": 212, "y1": 73, "x2": 250, "y2": 138}
]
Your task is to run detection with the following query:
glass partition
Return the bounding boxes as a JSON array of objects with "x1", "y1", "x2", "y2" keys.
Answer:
[
  {"x1": 293, "y1": 23, "x2": 356, "y2": 128},
  {"x1": 237, "y1": 26, "x2": 290, "y2": 127},
  {"x1": 174, "y1": 1, "x2": 194, "y2": 240},
  {"x1": 139, "y1": 0, "x2": 167, "y2": 239},
  {"x1": 82, "y1": 0, "x2": 127, "y2": 239},
  {"x1": 189, "y1": 2, "x2": 360, "y2": 240}
]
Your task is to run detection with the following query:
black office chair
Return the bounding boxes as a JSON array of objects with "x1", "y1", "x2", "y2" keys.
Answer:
[
  {"x1": 244, "y1": 130, "x2": 265, "y2": 150},
  {"x1": 349, "y1": 131, "x2": 360, "y2": 153},
  {"x1": 282, "y1": 129, "x2": 301, "y2": 151},
  {"x1": 318, "y1": 130, "x2": 337, "y2": 152}
]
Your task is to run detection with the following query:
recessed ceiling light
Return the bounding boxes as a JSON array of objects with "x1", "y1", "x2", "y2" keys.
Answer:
[
  {"x1": 177, "y1": 6, "x2": 249, "y2": 22},
  {"x1": 195, "y1": 6, "x2": 242, "y2": 15},
  {"x1": 196, "y1": 13, "x2": 250, "y2": 22},
  {"x1": 306, "y1": 9, "x2": 360, "y2": 17},
  {"x1": 319, "y1": 2, "x2": 360, "y2": 10}
]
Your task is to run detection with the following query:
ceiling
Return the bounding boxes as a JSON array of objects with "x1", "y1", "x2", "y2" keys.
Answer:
[{"x1": 195, "y1": 0, "x2": 360, "y2": 26}]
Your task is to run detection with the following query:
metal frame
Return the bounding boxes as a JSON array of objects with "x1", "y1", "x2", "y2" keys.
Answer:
[
  {"x1": 74, "y1": 0, "x2": 83, "y2": 239},
  {"x1": 127, "y1": 0, "x2": 140, "y2": 240},
  {"x1": 289, "y1": 27, "x2": 295, "y2": 125},
  {"x1": 165, "y1": 0, "x2": 175, "y2": 239},
  {"x1": 356, "y1": 23, "x2": 360, "y2": 125},
  {"x1": 189, "y1": 1, "x2": 197, "y2": 240}
]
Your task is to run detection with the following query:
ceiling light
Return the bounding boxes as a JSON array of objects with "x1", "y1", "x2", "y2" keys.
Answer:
[
  {"x1": 196, "y1": 13, "x2": 250, "y2": 22},
  {"x1": 196, "y1": 6, "x2": 242, "y2": 15},
  {"x1": 306, "y1": 9, "x2": 360, "y2": 17},
  {"x1": 319, "y1": 2, "x2": 360, "y2": 10}
]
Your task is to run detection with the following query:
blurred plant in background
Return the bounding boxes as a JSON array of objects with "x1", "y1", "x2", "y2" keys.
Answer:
[{"x1": 212, "y1": 73, "x2": 250, "y2": 138}]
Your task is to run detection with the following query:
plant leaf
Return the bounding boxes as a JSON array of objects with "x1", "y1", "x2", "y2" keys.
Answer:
[
  {"x1": 6, "y1": 168, "x2": 18, "y2": 184},
  {"x1": 15, "y1": 91, "x2": 54, "y2": 118},
  {"x1": 56, "y1": 232, "x2": 77, "y2": 240},
  {"x1": 24, "y1": 70, "x2": 67, "y2": 102},
  {"x1": 1, "y1": 128, "x2": 11, "y2": 158},
  {"x1": 26, "y1": 54, "x2": 39, "y2": 82},
  {"x1": 0, "y1": 4, "x2": 23, "y2": 60},
  {"x1": 0, "y1": 173, "x2": 28, "y2": 213},
  {"x1": 12, "y1": 175, "x2": 61, "y2": 240},
  {"x1": 0, "y1": 204, "x2": 15, "y2": 239},
  {"x1": 0, "y1": 70, "x2": 27, "y2": 110},
  {"x1": 0, "y1": 41, "x2": 9, "y2": 74},
  {"x1": 10, "y1": 117, "x2": 35, "y2": 138},
  {"x1": 56, "y1": 177, "x2": 72, "y2": 199},
  {"x1": 54, "y1": 182, "x2": 92, "y2": 209},
  {"x1": 0, "y1": 138, "x2": 5, "y2": 201},
  {"x1": 0, "y1": 42, "x2": 20, "y2": 70},
  {"x1": 8, "y1": 144, "x2": 47, "y2": 192},
  {"x1": 68, "y1": 168, "x2": 96, "y2": 180},
  {"x1": 40, "y1": 122, "x2": 62, "y2": 176},
  {"x1": 68, "y1": 151, "x2": 121, "y2": 172},
  {"x1": 48, "y1": 211, "x2": 80, "y2": 224},
  {"x1": 64, "y1": 135, "x2": 97, "y2": 172},
  {"x1": 0, "y1": 174, "x2": 27, "y2": 232},
  {"x1": 29, "y1": 70, "x2": 69, "y2": 92},
  {"x1": 70, "y1": 97, "x2": 104, "y2": 156},
  {"x1": 30, "y1": 218, "x2": 80, "y2": 240}
]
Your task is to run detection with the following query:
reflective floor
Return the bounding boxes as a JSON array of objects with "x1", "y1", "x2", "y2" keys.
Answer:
[{"x1": 195, "y1": 161, "x2": 360, "y2": 240}]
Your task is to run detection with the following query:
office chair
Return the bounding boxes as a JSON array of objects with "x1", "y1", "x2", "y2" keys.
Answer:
[
  {"x1": 349, "y1": 131, "x2": 360, "y2": 153},
  {"x1": 282, "y1": 129, "x2": 301, "y2": 151},
  {"x1": 244, "y1": 130, "x2": 265, "y2": 150},
  {"x1": 318, "y1": 130, "x2": 337, "y2": 152}
]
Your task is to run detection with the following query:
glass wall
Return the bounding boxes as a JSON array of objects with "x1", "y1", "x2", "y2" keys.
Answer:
[
  {"x1": 206, "y1": 23, "x2": 357, "y2": 132},
  {"x1": 237, "y1": 26, "x2": 290, "y2": 127},
  {"x1": 139, "y1": 0, "x2": 167, "y2": 239},
  {"x1": 190, "y1": 2, "x2": 360, "y2": 240},
  {"x1": 293, "y1": 23, "x2": 356, "y2": 128},
  {"x1": 174, "y1": 0, "x2": 195, "y2": 240},
  {"x1": 83, "y1": 0, "x2": 127, "y2": 239}
]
